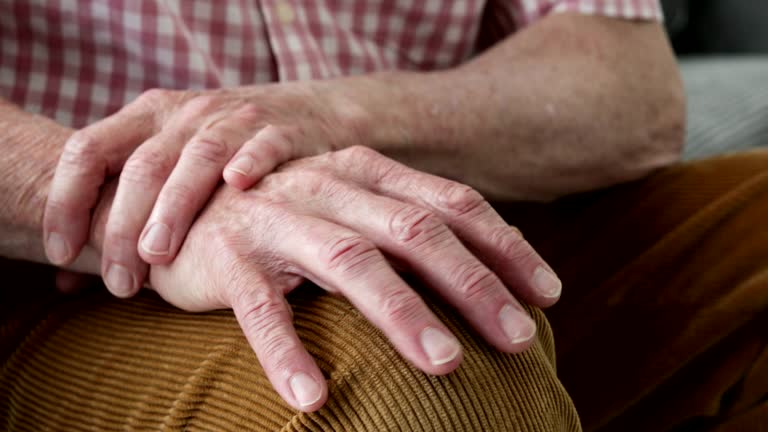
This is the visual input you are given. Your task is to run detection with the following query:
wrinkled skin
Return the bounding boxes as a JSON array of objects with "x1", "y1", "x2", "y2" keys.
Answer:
[
  {"x1": 43, "y1": 83, "x2": 364, "y2": 297},
  {"x1": 86, "y1": 146, "x2": 561, "y2": 412}
]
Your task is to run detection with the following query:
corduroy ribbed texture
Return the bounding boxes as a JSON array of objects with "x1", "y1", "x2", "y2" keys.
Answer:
[
  {"x1": 3, "y1": 150, "x2": 768, "y2": 431},
  {"x1": 0, "y1": 283, "x2": 578, "y2": 431}
]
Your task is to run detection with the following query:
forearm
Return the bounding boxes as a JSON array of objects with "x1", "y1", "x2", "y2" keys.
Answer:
[
  {"x1": 0, "y1": 98, "x2": 70, "y2": 262},
  {"x1": 341, "y1": 13, "x2": 685, "y2": 200}
]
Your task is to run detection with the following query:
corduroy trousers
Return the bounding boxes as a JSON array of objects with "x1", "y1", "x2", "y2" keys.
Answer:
[{"x1": 2, "y1": 150, "x2": 767, "y2": 431}]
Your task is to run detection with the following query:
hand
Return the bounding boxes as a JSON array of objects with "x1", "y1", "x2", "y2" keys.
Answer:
[
  {"x1": 43, "y1": 82, "x2": 364, "y2": 297},
  {"x1": 101, "y1": 146, "x2": 561, "y2": 412}
]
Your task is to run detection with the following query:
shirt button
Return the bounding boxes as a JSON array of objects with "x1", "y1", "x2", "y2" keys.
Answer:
[{"x1": 276, "y1": 2, "x2": 295, "y2": 24}]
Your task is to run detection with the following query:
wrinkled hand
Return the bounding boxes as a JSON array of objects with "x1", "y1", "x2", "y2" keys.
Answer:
[
  {"x1": 99, "y1": 146, "x2": 561, "y2": 412},
  {"x1": 43, "y1": 83, "x2": 363, "y2": 296}
]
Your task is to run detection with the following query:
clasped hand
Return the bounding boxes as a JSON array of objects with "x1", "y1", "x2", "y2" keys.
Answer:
[{"x1": 42, "y1": 87, "x2": 562, "y2": 412}]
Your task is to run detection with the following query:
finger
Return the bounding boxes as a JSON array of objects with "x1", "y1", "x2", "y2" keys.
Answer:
[
  {"x1": 101, "y1": 126, "x2": 191, "y2": 298},
  {"x1": 333, "y1": 147, "x2": 562, "y2": 307},
  {"x1": 138, "y1": 115, "x2": 249, "y2": 264},
  {"x1": 43, "y1": 103, "x2": 156, "y2": 266},
  {"x1": 302, "y1": 184, "x2": 536, "y2": 353},
  {"x1": 229, "y1": 271, "x2": 327, "y2": 412},
  {"x1": 271, "y1": 213, "x2": 463, "y2": 375},
  {"x1": 223, "y1": 124, "x2": 297, "y2": 190}
]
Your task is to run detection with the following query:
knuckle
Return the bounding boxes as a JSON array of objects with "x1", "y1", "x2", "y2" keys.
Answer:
[
  {"x1": 335, "y1": 145, "x2": 378, "y2": 165},
  {"x1": 236, "y1": 290, "x2": 296, "y2": 364},
  {"x1": 267, "y1": 124, "x2": 291, "y2": 141},
  {"x1": 104, "y1": 232, "x2": 134, "y2": 250},
  {"x1": 320, "y1": 235, "x2": 379, "y2": 276},
  {"x1": 437, "y1": 183, "x2": 489, "y2": 217},
  {"x1": 161, "y1": 183, "x2": 198, "y2": 208},
  {"x1": 46, "y1": 190, "x2": 99, "y2": 222},
  {"x1": 259, "y1": 138, "x2": 284, "y2": 163},
  {"x1": 490, "y1": 226, "x2": 537, "y2": 263},
  {"x1": 121, "y1": 149, "x2": 174, "y2": 186},
  {"x1": 254, "y1": 129, "x2": 290, "y2": 163},
  {"x1": 304, "y1": 175, "x2": 346, "y2": 200},
  {"x1": 44, "y1": 197, "x2": 81, "y2": 217},
  {"x1": 60, "y1": 132, "x2": 100, "y2": 167},
  {"x1": 235, "y1": 103, "x2": 263, "y2": 121},
  {"x1": 318, "y1": 177, "x2": 350, "y2": 199},
  {"x1": 347, "y1": 144, "x2": 378, "y2": 159},
  {"x1": 181, "y1": 94, "x2": 221, "y2": 117},
  {"x1": 263, "y1": 168, "x2": 334, "y2": 200},
  {"x1": 378, "y1": 288, "x2": 425, "y2": 326},
  {"x1": 184, "y1": 136, "x2": 230, "y2": 164},
  {"x1": 260, "y1": 330, "x2": 302, "y2": 372},
  {"x1": 136, "y1": 88, "x2": 173, "y2": 110},
  {"x1": 235, "y1": 287, "x2": 285, "y2": 327},
  {"x1": 307, "y1": 150, "x2": 334, "y2": 167},
  {"x1": 388, "y1": 206, "x2": 446, "y2": 245},
  {"x1": 103, "y1": 228, "x2": 141, "y2": 256},
  {"x1": 450, "y1": 261, "x2": 499, "y2": 303},
  {"x1": 268, "y1": 126, "x2": 295, "y2": 152}
]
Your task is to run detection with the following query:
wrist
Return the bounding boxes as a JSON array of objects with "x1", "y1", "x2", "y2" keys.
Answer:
[
  {"x1": 0, "y1": 134, "x2": 59, "y2": 262},
  {"x1": 318, "y1": 70, "x2": 458, "y2": 154},
  {"x1": 0, "y1": 103, "x2": 72, "y2": 261},
  {"x1": 2, "y1": 126, "x2": 70, "y2": 231}
]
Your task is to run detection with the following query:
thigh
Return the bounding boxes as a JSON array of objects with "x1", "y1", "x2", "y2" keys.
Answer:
[
  {"x1": 498, "y1": 150, "x2": 768, "y2": 431},
  {"x1": 0, "y1": 271, "x2": 579, "y2": 432}
]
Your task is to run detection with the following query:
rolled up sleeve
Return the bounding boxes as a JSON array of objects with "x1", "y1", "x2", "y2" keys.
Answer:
[{"x1": 509, "y1": 0, "x2": 663, "y2": 28}]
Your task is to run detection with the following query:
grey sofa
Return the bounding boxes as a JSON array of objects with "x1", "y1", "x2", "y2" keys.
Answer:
[
  {"x1": 662, "y1": 0, "x2": 768, "y2": 160},
  {"x1": 681, "y1": 57, "x2": 768, "y2": 160}
]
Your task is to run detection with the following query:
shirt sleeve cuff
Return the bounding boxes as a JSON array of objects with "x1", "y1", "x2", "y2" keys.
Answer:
[{"x1": 511, "y1": 0, "x2": 664, "y2": 28}]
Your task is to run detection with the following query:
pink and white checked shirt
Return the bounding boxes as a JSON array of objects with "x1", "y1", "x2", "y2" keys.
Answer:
[{"x1": 0, "y1": 0, "x2": 662, "y2": 129}]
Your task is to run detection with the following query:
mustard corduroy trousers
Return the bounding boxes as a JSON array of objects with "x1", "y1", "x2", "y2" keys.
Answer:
[{"x1": 2, "y1": 151, "x2": 767, "y2": 431}]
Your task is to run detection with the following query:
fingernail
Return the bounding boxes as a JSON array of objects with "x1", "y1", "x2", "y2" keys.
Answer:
[
  {"x1": 105, "y1": 264, "x2": 135, "y2": 297},
  {"x1": 532, "y1": 266, "x2": 562, "y2": 298},
  {"x1": 226, "y1": 155, "x2": 254, "y2": 176},
  {"x1": 289, "y1": 372, "x2": 323, "y2": 407},
  {"x1": 499, "y1": 304, "x2": 536, "y2": 344},
  {"x1": 46, "y1": 232, "x2": 70, "y2": 264},
  {"x1": 141, "y1": 223, "x2": 172, "y2": 255},
  {"x1": 420, "y1": 327, "x2": 461, "y2": 366}
]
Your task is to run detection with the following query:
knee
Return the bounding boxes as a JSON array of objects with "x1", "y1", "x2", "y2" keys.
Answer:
[{"x1": 293, "y1": 293, "x2": 580, "y2": 431}]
